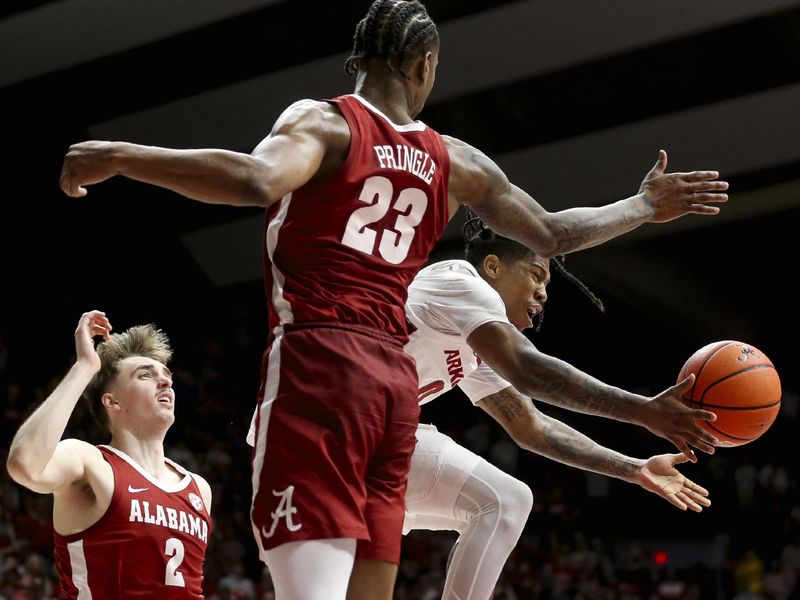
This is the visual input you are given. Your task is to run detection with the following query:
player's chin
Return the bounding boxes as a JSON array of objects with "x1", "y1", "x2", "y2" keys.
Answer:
[{"x1": 516, "y1": 316, "x2": 533, "y2": 331}]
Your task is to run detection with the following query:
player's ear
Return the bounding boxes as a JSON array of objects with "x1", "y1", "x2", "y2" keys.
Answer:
[
  {"x1": 482, "y1": 254, "x2": 502, "y2": 280},
  {"x1": 422, "y1": 50, "x2": 433, "y2": 80},
  {"x1": 102, "y1": 392, "x2": 120, "y2": 411},
  {"x1": 412, "y1": 51, "x2": 430, "y2": 83}
]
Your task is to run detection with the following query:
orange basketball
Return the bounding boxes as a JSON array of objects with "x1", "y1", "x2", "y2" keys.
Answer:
[{"x1": 678, "y1": 341, "x2": 781, "y2": 447}]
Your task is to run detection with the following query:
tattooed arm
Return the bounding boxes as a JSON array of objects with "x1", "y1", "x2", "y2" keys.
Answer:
[
  {"x1": 467, "y1": 320, "x2": 718, "y2": 459},
  {"x1": 477, "y1": 386, "x2": 710, "y2": 512},
  {"x1": 444, "y1": 136, "x2": 728, "y2": 257}
]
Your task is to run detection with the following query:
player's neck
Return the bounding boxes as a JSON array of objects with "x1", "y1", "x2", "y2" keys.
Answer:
[
  {"x1": 109, "y1": 430, "x2": 171, "y2": 480},
  {"x1": 354, "y1": 70, "x2": 416, "y2": 125}
]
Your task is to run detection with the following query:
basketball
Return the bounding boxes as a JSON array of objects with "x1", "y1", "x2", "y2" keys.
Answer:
[{"x1": 678, "y1": 341, "x2": 781, "y2": 447}]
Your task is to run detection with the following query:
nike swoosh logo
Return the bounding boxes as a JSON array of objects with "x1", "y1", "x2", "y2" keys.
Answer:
[{"x1": 128, "y1": 485, "x2": 149, "y2": 493}]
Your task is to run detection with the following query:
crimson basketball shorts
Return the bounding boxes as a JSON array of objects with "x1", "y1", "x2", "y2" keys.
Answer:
[{"x1": 250, "y1": 323, "x2": 420, "y2": 564}]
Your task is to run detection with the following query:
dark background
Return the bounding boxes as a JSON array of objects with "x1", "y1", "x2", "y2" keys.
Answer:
[{"x1": 1, "y1": 1, "x2": 798, "y2": 597}]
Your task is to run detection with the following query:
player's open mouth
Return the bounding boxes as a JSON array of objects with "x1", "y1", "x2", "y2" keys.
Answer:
[{"x1": 157, "y1": 393, "x2": 173, "y2": 405}]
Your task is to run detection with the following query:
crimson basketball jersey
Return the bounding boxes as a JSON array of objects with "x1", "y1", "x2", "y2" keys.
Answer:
[
  {"x1": 53, "y1": 445, "x2": 212, "y2": 599},
  {"x1": 263, "y1": 93, "x2": 450, "y2": 343}
]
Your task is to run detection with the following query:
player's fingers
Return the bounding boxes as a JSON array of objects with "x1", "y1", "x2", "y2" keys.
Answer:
[
  {"x1": 90, "y1": 322, "x2": 111, "y2": 336},
  {"x1": 689, "y1": 409, "x2": 717, "y2": 422},
  {"x1": 688, "y1": 180, "x2": 729, "y2": 192},
  {"x1": 689, "y1": 426, "x2": 719, "y2": 450},
  {"x1": 689, "y1": 192, "x2": 728, "y2": 204},
  {"x1": 680, "y1": 170, "x2": 720, "y2": 181},
  {"x1": 683, "y1": 479, "x2": 710, "y2": 497},
  {"x1": 665, "y1": 492, "x2": 688, "y2": 511},
  {"x1": 677, "y1": 492, "x2": 704, "y2": 512},
  {"x1": 655, "y1": 149, "x2": 668, "y2": 173},
  {"x1": 677, "y1": 443, "x2": 697, "y2": 463},
  {"x1": 670, "y1": 451, "x2": 692, "y2": 466},
  {"x1": 687, "y1": 204, "x2": 721, "y2": 215},
  {"x1": 674, "y1": 374, "x2": 694, "y2": 391},
  {"x1": 686, "y1": 488, "x2": 711, "y2": 507},
  {"x1": 690, "y1": 438, "x2": 716, "y2": 455}
]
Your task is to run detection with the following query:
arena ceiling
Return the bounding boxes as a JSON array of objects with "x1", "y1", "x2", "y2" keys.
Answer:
[{"x1": 2, "y1": 0, "x2": 798, "y2": 392}]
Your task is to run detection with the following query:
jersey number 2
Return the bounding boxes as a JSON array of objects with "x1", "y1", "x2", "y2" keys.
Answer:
[
  {"x1": 341, "y1": 176, "x2": 428, "y2": 265},
  {"x1": 164, "y1": 538, "x2": 186, "y2": 587}
]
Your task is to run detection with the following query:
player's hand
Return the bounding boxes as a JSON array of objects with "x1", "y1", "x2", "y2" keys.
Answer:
[
  {"x1": 60, "y1": 141, "x2": 120, "y2": 198},
  {"x1": 636, "y1": 453, "x2": 711, "y2": 512},
  {"x1": 639, "y1": 374, "x2": 719, "y2": 462},
  {"x1": 75, "y1": 310, "x2": 112, "y2": 373},
  {"x1": 638, "y1": 150, "x2": 728, "y2": 223}
]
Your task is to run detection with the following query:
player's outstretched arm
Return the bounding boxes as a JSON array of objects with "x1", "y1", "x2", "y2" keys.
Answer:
[
  {"x1": 445, "y1": 136, "x2": 728, "y2": 257},
  {"x1": 6, "y1": 311, "x2": 110, "y2": 494},
  {"x1": 60, "y1": 100, "x2": 338, "y2": 208},
  {"x1": 467, "y1": 321, "x2": 717, "y2": 459},
  {"x1": 477, "y1": 386, "x2": 710, "y2": 512}
]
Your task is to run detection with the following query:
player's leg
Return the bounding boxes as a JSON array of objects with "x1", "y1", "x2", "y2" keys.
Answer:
[
  {"x1": 349, "y1": 342, "x2": 420, "y2": 600},
  {"x1": 250, "y1": 327, "x2": 399, "y2": 599},
  {"x1": 266, "y1": 539, "x2": 356, "y2": 599},
  {"x1": 442, "y1": 459, "x2": 532, "y2": 600},
  {"x1": 346, "y1": 559, "x2": 398, "y2": 600},
  {"x1": 404, "y1": 427, "x2": 533, "y2": 600}
]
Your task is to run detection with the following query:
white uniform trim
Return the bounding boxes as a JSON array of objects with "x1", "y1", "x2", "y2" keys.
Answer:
[
  {"x1": 250, "y1": 329, "x2": 284, "y2": 562},
  {"x1": 67, "y1": 539, "x2": 92, "y2": 599},
  {"x1": 350, "y1": 93, "x2": 428, "y2": 133},
  {"x1": 266, "y1": 193, "x2": 294, "y2": 324},
  {"x1": 99, "y1": 445, "x2": 191, "y2": 493}
]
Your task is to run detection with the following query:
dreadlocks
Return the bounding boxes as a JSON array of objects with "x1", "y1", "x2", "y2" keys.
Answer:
[
  {"x1": 462, "y1": 209, "x2": 605, "y2": 330},
  {"x1": 344, "y1": 0, "x2": 439, "y2": 80}
]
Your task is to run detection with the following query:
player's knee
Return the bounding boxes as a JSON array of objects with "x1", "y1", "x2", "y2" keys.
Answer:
[{"x1": 503, "y1": 478, "x2": 533, "y2": 525}]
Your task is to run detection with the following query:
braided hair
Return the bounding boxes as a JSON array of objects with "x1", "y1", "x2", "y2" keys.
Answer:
[
  {"x1": 463, "y1": 209, "x2": 605, "y2": 330},
  {"x1": 344, "y1": 0, "x2": 439, "y2": 80}
]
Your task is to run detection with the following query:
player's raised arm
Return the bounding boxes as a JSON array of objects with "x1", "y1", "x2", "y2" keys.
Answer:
[
  {"x1": 467, "y1": 321, "x2": 718, "y2": 459},
  {"x1": 60, "y1": 100, "x2": 343, "y2": 208},
  {"x1": 477, "y1": 385, "x2": 711, "y2": 511},
  {"x1": 445, "y1": 136, "x2": 728, "y2": 257},
  {"x1": 6, "y1": 311, "x2": 111, "y2": 494}
]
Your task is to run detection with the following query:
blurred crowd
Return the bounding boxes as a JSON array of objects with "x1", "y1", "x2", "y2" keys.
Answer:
[{"x1": 1, "y1": 325, "x2": 798, "y2": 600}]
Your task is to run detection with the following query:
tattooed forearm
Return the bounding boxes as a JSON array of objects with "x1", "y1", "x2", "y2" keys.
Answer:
[
  {"x1": 543, "y1": 197, "x2": 650, "y2": 255},
  {"x1": 478, "y1": 386, "x2": 642, "y2": 482},
  {"x1": 481, "y1": 388, "x2": 527, "y2": 423},
  {"x1": 516, "y1": 350, "x2": 644, "y2": 424},
  {"x1": 537, "y1": 416, "x2": 640, "y2": 481}
]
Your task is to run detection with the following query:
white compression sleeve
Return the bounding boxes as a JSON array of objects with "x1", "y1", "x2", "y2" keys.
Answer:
[
  {"x1": 442, "y1": 460, "x2": 533, "y2": 600},
  {"x1": 265, "y1": 538, "x2": 356, "y2": 600}
]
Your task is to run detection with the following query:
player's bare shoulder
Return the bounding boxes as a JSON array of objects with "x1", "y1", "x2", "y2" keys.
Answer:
[{"x1": 266, "y1": 99, "x2": 351, "y2": 178}]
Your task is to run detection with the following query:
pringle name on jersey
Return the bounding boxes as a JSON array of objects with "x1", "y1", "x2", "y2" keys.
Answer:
[
  {"x1": 373, "y1": 144, "x2": 437, "y2": 185},
  {"x1": 128, "y1": 499, "x2": 209, "y2": 543}
]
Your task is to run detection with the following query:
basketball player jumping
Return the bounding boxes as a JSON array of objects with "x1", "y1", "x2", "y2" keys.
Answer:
[
  {"x1": 6, "y1": 311, "x2": 213, "y2": 599},
  {"x1": 400, "y1": 216, "x2": 713, "y2": 599},
  {"x1": 58, "y1": 2, "x2": 727, "y2": 598}
]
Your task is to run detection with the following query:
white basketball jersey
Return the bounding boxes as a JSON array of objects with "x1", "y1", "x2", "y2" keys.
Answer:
[{"x1": 405, "y1": 259, "x2": 513, "y2": 405}]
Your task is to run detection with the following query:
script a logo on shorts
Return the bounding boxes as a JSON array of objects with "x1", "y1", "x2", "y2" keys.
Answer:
[
  {"x1": 261, "y1": 485, "x2": 302, "y2": 539},
  {"x1": 188, "y1": 492, "x2": 204, "y2": 512}
]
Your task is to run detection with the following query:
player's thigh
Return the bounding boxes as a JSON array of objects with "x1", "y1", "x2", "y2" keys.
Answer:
[
  {"x1": 358, "y1": 346, "x2": 420, "y2": 563},
  {"x1": 405, "y1": 426, "x2": 482, "y2": 522}
]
